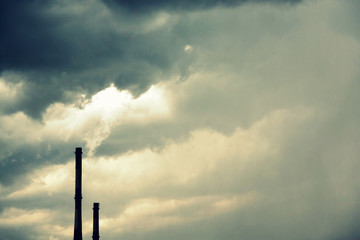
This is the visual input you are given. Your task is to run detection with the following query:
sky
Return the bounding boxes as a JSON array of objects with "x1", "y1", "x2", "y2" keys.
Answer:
[{"x1": 0, "y1": 0, "x2": 360, "y2": 239}]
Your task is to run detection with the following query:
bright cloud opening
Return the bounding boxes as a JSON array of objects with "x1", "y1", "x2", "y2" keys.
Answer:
[{"x1": 41, "y1": 84, "x2": 171, "y2": 153}]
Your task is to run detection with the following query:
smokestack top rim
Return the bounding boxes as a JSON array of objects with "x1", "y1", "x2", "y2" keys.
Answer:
[{"x1": 75, "y1": 147, "x2": 83, "y2": 153}]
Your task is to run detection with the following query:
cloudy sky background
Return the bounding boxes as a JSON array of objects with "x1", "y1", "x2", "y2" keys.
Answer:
[{"x1": 1, "y1": 0, "x2": 360, "y2": 239}]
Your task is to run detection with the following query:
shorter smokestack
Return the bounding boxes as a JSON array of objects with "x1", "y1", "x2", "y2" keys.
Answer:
[{"x1": 92, "y1": 203, "x2": 100, "y2": 240}]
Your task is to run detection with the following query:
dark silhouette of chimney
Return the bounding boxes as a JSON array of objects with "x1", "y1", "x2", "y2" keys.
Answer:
[
  {"x1": 74, "y1": 147, "x2": 83, "y2": 240},
  {"x1": 93, "y1": 203, "x2": 100, "y2": 240}
]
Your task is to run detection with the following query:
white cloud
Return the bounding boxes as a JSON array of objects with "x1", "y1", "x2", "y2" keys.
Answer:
[
  {"x1": 43, "y1": 84, "x2": 171, "y2": 153},
  {"x1": 0, "y1": 112, "x2": 43, "y2": 144},
  {"x1": 101, "y1": 193, "x2": 258, "y2": 233},
  {"x1": 1, "y1": 1, "x2": 360, "y2": 240},
  {"x1": 184, "y1": 44, "x2": 193, "y2": 52},
  {"x1": 0, "y1": 208, "x2": 51, "y2": 226},
  {"x1": 1, "y1": 106, "x2": 314, "y2": 238},
  {"x1": 0, "y1": 83, "x2": 171, "y2": 155}
]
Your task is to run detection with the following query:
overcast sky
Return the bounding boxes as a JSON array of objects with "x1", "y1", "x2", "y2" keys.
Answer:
[{"x1": 1, "y1": 0, "x2": 360, "y2": 239}]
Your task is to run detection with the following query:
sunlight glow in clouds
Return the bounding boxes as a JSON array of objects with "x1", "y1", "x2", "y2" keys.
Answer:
[
  {"x1": 12, "y1": 106, "x2": 313, "y2": 200},
  {"x1": 0, "y1": 83, "x2": 171, "y2": 155},
  {"x1": 81, "y1": 107, "x2": 313, "y2": 194},
  {"x1": 1, "y1": 106, "x2": 313, "y2": 238},
  {"x1": 1, "y1": 0, "x2": 360, "y2": 239},
  {"x1": 44, "y1": 84, "x2": 171, "y2": 153}
]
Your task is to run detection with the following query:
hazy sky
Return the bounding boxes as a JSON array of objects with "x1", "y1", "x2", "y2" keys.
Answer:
[{"x1": 1, "y1": 0, "x2": 360, "y2": 239}]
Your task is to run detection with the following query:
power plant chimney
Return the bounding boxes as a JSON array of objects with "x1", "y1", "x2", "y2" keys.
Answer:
[
  {"x1": 92, "y1": 203, "x2": 100, "y2": 240},
  {"x1": 73, "y1": 147, "x2": 83, "y2": 240}
]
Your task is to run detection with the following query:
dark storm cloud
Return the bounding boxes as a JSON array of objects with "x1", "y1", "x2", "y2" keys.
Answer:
[
  {"x1": 0, "y1": 0, "x2": 56, "y2": 70},
  {"x1": 0, "y1": 0, "x2": 112, "y2": 116},
  {"x1": 0, "y1": 0, "x2": 123, "y2": 71},
  {"x1": 0, "y1": 0, "x2": 303, "y2": 118},
  {"x1": 0, "y1": 0, "x2": 186, "y2": 117},
  {"x1": 0, "y1": 1, "x2": 359, "y2": 239},
  {"x1": 102, "y1": 0, "x2": 302, "y2": 13}
]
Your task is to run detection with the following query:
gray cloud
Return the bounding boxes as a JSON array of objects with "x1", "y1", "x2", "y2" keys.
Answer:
[
  {"x1": 1, "y1": 0, "x2": 360, "y2": 240},
  {"x1": 0, "y1": 0, "x2": 189, "y2": 117},
  {"x1": 88, "y1": 3, "x2": 360, "y2": 239},
  {"x1": 0, "y1": 0, "x2": 303, "y2": 118},
  {"x1": 94, "y1": 109, "x2": 360, "y2": 240},
  {"x1": 96, "y1": 0, "x2": 360, "y2": 156},
  {"x1": 0, "y1": 226, "x2": 33, "y2": 240},
  {"x1": 0, "y1": 139, "x2": 85, "y2": 186},
  {"x1": 103, "y1": 0, "x2": 302, "y2": 13}
]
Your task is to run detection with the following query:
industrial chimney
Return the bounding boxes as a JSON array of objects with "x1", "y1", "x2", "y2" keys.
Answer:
[
  {"x1": 92, "y1": 203, "x2": 100, "y2": 240},
  {"x1": 73, "y1": 147, "x2": 83, "y2": 240}
]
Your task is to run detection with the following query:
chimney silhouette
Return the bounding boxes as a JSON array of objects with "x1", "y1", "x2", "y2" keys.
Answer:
[
  {"x1": 73, "y1": 147, "x2": 83, "y2": 240},
  {"x1": 92, "y1": 203, "x2": 100, "y2": 240}
]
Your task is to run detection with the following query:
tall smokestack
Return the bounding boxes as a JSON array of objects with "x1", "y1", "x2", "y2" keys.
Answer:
[
  {"x1": 92, "y1": 203, "x2": 100, "y2": 240},
  {"x1": 74, "y1": 147, "x2": 83, "y2": 240}
]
